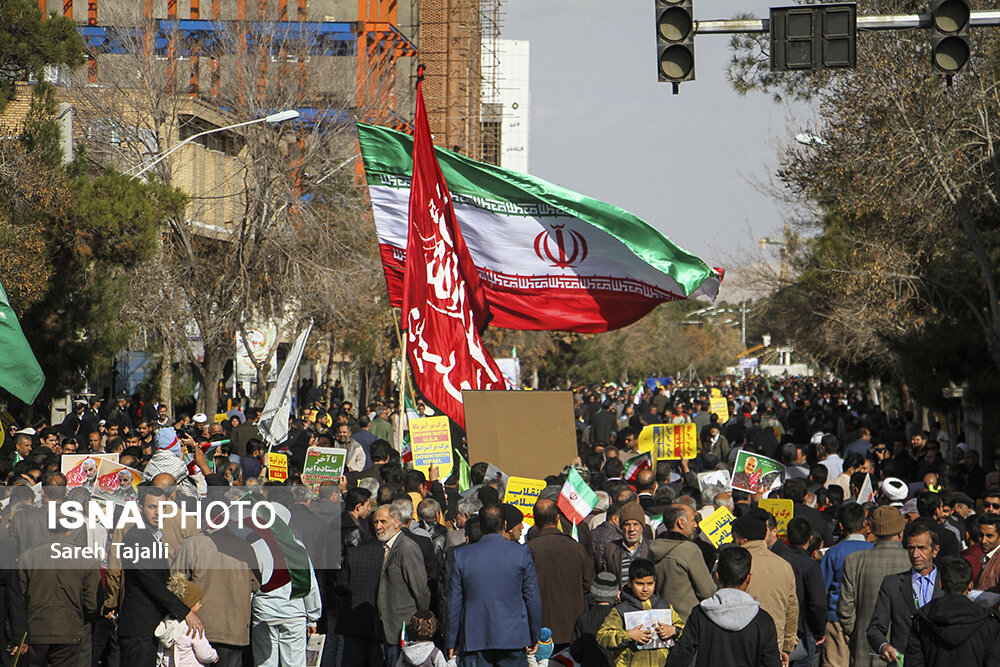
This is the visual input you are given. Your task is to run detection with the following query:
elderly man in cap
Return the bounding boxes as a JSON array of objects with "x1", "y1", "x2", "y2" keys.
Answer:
[
  {"x1": 838, "y1": 505, "x2": 910, "y2": 667},
  {"x1": 731, "y1": 507, "x2": 799, "y2": 664}
]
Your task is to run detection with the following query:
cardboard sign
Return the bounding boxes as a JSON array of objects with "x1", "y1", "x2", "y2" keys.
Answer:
[
  {"x1": 62, "y1": 454, "x2": 120, "y2": 488},
  {"x1": 710, "y1": 396, "x2": 729, "y2": 423},
  {"x1": 759, "y1": 498, "x2": 794, "y2": 536},
  {"x1": 464, "y1": 391, "x2": 576, "y2": 479},
  {"x1": 301, "y1": 447, "x2": 346, "y2": 485},
  {"x1": 503, "y1": 476, "x2": 547, "y2": 525},
  {"x1": 267, "y1": 452, "x2": 288, "y2": 482},
  {"x1": 731, "y1": 450, "x2": 785, "y2": 495},
  {"x1": 92, "y1": 459, "x2": 142, "y2": 505},
  {"x1": 638, "y1": 423, "x2": 699, "y2": 460},
  {"x1": 409, "y1": 416, "x2": 454, "y2": 480},
  {"x1": 699, "y1": 506, "x2": 735, "y2": 547}
]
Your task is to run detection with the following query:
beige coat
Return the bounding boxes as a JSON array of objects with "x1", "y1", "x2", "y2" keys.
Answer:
[
  {"x1": 171, "y1": 531, "x2": 261, "y2": 646},
  {"x1": 743, "y1": 539, "x2": 799, "y2": 653}
]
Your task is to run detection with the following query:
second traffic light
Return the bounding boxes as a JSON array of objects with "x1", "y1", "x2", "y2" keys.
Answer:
[
  {"x1": 657, "y1": 0, "x2": 695, "y2": 87},
  {"x1": 930, "y1": 0, "x2": 970, "y2": 74}
]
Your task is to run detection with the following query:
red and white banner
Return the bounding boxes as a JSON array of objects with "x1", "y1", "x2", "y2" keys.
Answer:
[{"x1": 401, "y1": 68, "x2": 506, "y2": 428}]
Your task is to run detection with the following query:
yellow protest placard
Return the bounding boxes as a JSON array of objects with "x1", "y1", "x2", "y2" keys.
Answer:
[
  {"x1": 638, "y1": 424, "x2": 699, "y2": 460},
  {"x1": 410, "y1": 416, "x2": 454, "y2": 480},
  {"x1": 503, "y1": 477, "x2": 547, "y2": 525},
  {"x1": 710, "y1": 396, "x2": 729, "y2": 423},
  {"x1": 710, "y1": 388, "x2": 722, "y2": 398},
  {"x1": 699, "y1": 506, "x2": 735, "y2": 547},
  {"x1": 214, "y1": 413, "x2": 228, "y2": 423},
  {"x1": 759, "y1": 498, "x2": 794, "y2": 536},
  {"x1": 267, "y1": 452, "x2": 288, "y2": 482}
]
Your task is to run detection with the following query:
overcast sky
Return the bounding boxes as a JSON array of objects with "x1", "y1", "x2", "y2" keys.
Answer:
[{"x1": 502, "y1": 0, "x2": 809, "y2": 279}]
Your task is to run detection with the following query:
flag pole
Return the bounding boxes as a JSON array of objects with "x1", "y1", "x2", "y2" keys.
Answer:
[{"x1": 391, "y1": 307, "x2": 417, "y2": 453}]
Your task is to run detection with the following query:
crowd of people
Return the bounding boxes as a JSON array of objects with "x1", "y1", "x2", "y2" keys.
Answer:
[{"x1": 0, "y1": 375, "x2": 997, "y2": 667}]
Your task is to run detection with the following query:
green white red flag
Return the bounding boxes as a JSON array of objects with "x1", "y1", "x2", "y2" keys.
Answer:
[
  {"x1": 557, "y1": 467, "x2": 598, "y2": 526},
  {"x1": 356, "y1": 125, "x2": 721, "y2": 334},
  {"x1": 624, "y1": 451, "x2": 652, "y2": 483}
]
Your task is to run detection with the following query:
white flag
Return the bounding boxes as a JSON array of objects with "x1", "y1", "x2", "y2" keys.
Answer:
[{"x1": 259, "y1": 321, "x2": 313, "y2": 450}]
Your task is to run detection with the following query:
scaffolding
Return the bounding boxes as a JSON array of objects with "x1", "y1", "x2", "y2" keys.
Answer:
[{"x1": 416, "y1": 0, "x2": 502, "y2": 161}]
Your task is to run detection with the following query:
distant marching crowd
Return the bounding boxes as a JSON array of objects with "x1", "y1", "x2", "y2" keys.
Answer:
[{"x1": 0, "y1": 374, "x2": 996, "y2": 667}]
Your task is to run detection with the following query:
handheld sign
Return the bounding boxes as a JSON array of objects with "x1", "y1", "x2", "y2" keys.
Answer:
[
  {"x1": 731, "y1": 450, "x2": 785, "y2": 495},
  {"x1": 699, "y1": 506, "x2": 735, "y2": 547},
  {"x1": 62, "y1": 454, "x2": 120, "y2": 488},
  {"x1": 697, "y1": 469, "x2": 732, "y2": 491},
  {"x1": 709, "y1": 396, "x2": 729, "y2": 423},
  {"x1": 637, "y1": 423, "x2": 699, "y2": 460},
  {"x1": 214, "y1": 413, "x2": 228, "y2": 423},
  {"x1": 92, "y1": 459, "x2": 142, "y2": 505},
  {"x1": 409, "y1": 416, "x2": 454, "y2": 480},
  {"x1": 503, "y1": 477, "x2": 547, "y2": 525},
  {"x1": 301, "y1": 447, "x2": 347, "y2": 485},
  {"x1": 858, "y1": 473, "x2": 875, "y2": 503},
  {"x1": 759, "y1": 498, "x2": 794, "y2": 536},
  {"x1": 267, "y1": 452, "x2": 288, "y2": 482}
]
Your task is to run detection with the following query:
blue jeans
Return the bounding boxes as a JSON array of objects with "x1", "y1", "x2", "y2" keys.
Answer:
[
  {"x1": 791, "y1": 634, "x2": 816, "y2": 667},
  {"x1": 460, "y1": 649, "x2": 528, "y2": 667}
]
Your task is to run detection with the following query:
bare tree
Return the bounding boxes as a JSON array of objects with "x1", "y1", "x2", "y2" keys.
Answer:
[{"x1": 72, "y1": 4, "x2": 404, "y2": 412}]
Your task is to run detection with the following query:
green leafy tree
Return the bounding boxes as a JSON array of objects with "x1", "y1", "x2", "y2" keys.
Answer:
[
  {"x1": 0, "y1": 92, "x2": 185, "y2": 402},
  {"x1": 732, "y1": 0, "x2": 1000, "y2": 411},
  {"x1": 0, "y1": 0, "x2": 83, "y2": 112}
]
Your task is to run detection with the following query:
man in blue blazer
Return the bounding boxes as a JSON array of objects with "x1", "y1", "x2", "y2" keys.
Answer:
[{"x1": 445, "y1": 504, "x2": 542, "y2": 666}]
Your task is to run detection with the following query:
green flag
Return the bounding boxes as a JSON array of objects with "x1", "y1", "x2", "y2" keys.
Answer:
[
  {"x1": 0, "y1": 280, "x2": 43, "y2": 403},
  {"x1": 456, "y1": 450, "x2": 471, "y2": 492}
]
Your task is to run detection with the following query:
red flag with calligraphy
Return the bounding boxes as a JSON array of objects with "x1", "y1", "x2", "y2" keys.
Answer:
[{"x1": 402, "y1": 67, "x2": 506, "y2": 428}]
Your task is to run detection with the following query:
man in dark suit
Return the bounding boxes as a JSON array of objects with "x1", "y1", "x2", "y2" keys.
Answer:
[
  {"x1": 446, "y1": 504, "x2": 542, "y2": 665},
  {"x1": 0, "y1": 537, "x2": 27, "y2": 666},
  {"x1": 373, "y1": 504, "x2": 429, "y2": 666},
  {"x1": 868, "y1": 521, "x2": 943, "y2": 665},
  {"x1": 118, "y1": 484, "x2": 203, "y2": 666},
  {"x1": 228, "y1": 407, "x2": 261, "y2": 457}
]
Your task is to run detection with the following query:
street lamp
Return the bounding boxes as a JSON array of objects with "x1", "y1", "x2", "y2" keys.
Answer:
[
  {"x1": 128, "y1": 109, "x2": 301, "y2": 181},
  {"x1": 759, "y1": 223, "x2": 789, "y2": 286}
]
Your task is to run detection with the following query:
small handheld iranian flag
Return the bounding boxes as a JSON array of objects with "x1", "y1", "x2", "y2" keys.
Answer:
[
  {"x1": 558, "y1": 467, "x2": 598, "y2": 527},
  {"x1": 624, "y1": 452, "x2": 652, "y2": 483}
]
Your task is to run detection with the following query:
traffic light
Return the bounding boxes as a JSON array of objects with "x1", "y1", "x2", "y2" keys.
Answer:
[
  {"x1": 770, "y1": 3, "x2": 856, "y2": 71},
  {"x1": 930, "y1": 0, "x2": 970, "y2": 75},
  {"x1": 656, "y1": 0, "x2": 695, "y2": 90}
]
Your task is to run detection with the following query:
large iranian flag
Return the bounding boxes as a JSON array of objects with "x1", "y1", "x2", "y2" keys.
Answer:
[{"x1": 357, "y1": 124, "x2": 721, "y2": 333}]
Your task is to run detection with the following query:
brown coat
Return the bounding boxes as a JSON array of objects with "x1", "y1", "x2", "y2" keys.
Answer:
[
  {"x1": 19, "y1": 538, "x2": 100, "y2": 645},
  {"x1": 527, "y1": 526, "x2": 595, "y2": 645},
  {"x1": 978, "y1": 549, "x2": 1000, "y2": 592},
  {"x1": 171, "y1": 531, "x2": 261, "y2": 647},
  {"x1": 743, "y1": 539, "x2": 799, "y2": 654}
]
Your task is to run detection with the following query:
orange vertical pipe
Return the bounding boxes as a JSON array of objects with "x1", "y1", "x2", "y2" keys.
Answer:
[
  {"x1": 190, "y1": 0, "x2": 200, "y2": 95},
  {"x1": 211, "y1": 0, "x2": 220, "y2": 99},
  {"x1": 257, "y1": 0, "x2": 267, "y2": 102},
  {"x1": 166, "y1": 0, "x2": 177, "y2": 93}
]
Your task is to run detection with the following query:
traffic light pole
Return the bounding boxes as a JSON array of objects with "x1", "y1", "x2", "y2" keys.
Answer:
[{"x1": 694, "y1": 10, "x2": 1000, "y2": 34}]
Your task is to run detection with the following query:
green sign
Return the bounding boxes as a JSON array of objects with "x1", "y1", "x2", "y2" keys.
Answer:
[{"x1": 302, "y1": 446, "x2": 347, "y2": 485}]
